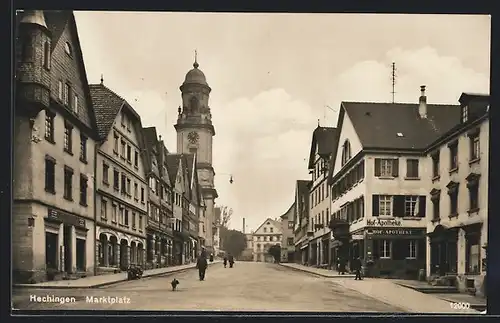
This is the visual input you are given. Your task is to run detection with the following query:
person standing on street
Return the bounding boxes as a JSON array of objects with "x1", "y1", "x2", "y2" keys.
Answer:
[
  {"x1": 352, "y1": 257, "x2": 363, "y2": 280},
  {"x1": 223, "y1": 255, "x2": 228, "y2": 268},
  {"x1": 228, "y1": 254, "x2": 234, "y2": 268},
  {"x1": 196, "y1": 251, "x2": 208, "y2": 281}
]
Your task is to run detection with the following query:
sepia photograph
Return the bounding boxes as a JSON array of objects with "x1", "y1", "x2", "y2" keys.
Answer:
[{"x1": 12, "y1": 10, "x2": 490, "y2": 314}]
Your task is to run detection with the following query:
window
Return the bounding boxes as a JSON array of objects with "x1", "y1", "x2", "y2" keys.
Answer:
[
  {"x1": 121, "y1": 140, "x2": 126, "y2": 158},
  {"x1": 44, "y1": 157, "x2": 56, "y2": 193},
  {"x1": 470, "y1": 134, "x2": 480, "y2": 161},
  {"x1": 467, "y1": 240, "x2": 480, "y2": 274},
  {"x1": 102, "y1": 163, "x2": 109, "y2": 184},
  {"x1": 63, "y1": 123, "x2": 72, "y2": 153},
  {"x1": 124, "y1": 210, "x2": 129, "y2": 226},
  {"x1": 113, "y1": 169, "x2": 119, "y2": 190},
  {"x1": 375, "y1": 158, "x2": 398, "y2": 177},
  {"x1": 341, "y1": 140, "x2": 352, "y2": 166},
  {"x1": 468, "y1": 182, "x2": 479, "y2": 211},
  {"x1": 406, "y1": 159, "x2": 419, "y2": 178},
  {"x1": 79, "y1": 174, "x2": 88, "y2": 206},
  {"x1": 461, "y1": 105, "x2": 468, "y2": 123},
  {"x1": 432, "y1": 152, "x2": 440, "y2": 178},
  {"x1": 134, "y1": 151, "x2": 139, "y2": 168},
  {"x1": 113, "y1": 133, "x2": 119, "y2": 154},
  {"x1": 139, "y1": 215, "x2": 143, "y2": 230},
  {"x1": 132, "y1": 212, "x2": 136, "y2": 229},
  {"x1": 121, "y1": 174, "x2": 126, "y2": 193},
  {"x1": 119, "y1": 207, "x2": 124, "y2": 224},
  {"x1": 449, "y1": 142, "x2": 458, "y2": 170},
  {"x1": 141, "y1": 187, "x2": 145, "y2": 203},
  {"x1": 431, "y1": 191, "x2": 440, "y2": 221},
  {"x1": 64, "y1": 42, "x2": 72, "y2": 56},
  {"x1": 379, "y1": 195, "x2": 392, "y2": 216},
  {"x1": 450, "y1": 190, "x2": 459, "y2": 216},
  {"x1": 408, "y1": 240, "x2": 417, "y2": 259},
  {"x1": 404, "y1": 196, "x2": 418, "y2": 217},
  {"x1": 134, "y1": 183, "x2": 138, "y2": 200},
  {"x1": 80, "y1": 134, "x2": 87, "y2": 162},
  {"x1": 288, "y1": 222, "x2": 294, "y2": 229},
  {"x1": 379, "y1": 240, "x2": 392, "y2": 259},
  {"x1": 270, "y1": 227, "x2": 274, "y2": 233},
  {"x1": 73, "y1": 94, "x2": 79, "y2": 114},
  {"x1": 263, "y1": 228, "x2": 267, "y2": 233},
  {"x1": 126, "y1": 145, "x2": 131, "y2": 163},
  {"x1": 44, "y1": 111, "x2": 55, "y2": 142},
  {"x1": 101, "y1": 199, "x2": 107, "y2": 220},
  {"x1": 58, "y1": 80, "x2": 63, "y2": 100},
  {"x1": 64, "y1": 83, "x2": 70, "y2": 106},
  {"x1": 43, "y1": 41, "x2": 51, "y2": 69},
  {"x1": 112, "y1": 204, "x2": 117, "y2": 222},
  {"x1": 63, "y1": 166, "x2": 73, "y2": 200},
  {"x1": 126, "y1": 178, "x2": 131, "y2": 196}
]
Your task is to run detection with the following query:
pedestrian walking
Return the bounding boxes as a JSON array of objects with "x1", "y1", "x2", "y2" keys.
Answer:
[
  {"x1": 228, "y1": 254, "x2": 234, "y2": 268},
  {"x1": 337, "y1": 257, "x2": 346, "y2": 275},
  {"x1": 352, "y1": 257, "x2": 363, "y2": 280},
  {"x1": 223, "y1": 256, "x2": 228, "y2": 268},
  {"x1": 196, "y1": 252, "x2": 208, "y2": 281}
]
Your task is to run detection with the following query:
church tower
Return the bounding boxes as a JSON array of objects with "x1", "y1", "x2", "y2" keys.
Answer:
[{"x1": 174, "y1": 52, "x2": 218, "y2": 251}]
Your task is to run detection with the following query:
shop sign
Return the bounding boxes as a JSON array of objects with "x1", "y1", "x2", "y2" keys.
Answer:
[
  {"x1": 367, "y1": 228, "x2": 425, "y2": 236},
  {"x1": 351, "y1": 234, "x2": 364, "y2": 240},
  {"x1": 366, "y1": 219, "x2": 402, "y2": 227},
  {"x1": 47, "y1": 209, "x2": 86, "y2": 228}
]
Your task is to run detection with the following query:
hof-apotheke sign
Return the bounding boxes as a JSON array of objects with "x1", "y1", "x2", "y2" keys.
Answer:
[{"x1": 366, "y1": 219, "x2": 402, "y2": 227}]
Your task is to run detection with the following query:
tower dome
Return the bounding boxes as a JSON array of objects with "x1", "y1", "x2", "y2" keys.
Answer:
[{"x1": 183, "y1": 51, "x2": 208, "y2": 86}]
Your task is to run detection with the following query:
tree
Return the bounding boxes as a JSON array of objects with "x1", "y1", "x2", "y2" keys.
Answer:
[
  {"x1": 220, "y1": 229, "x2": 246, "y2": 258},
  {"x1": 268, "y1": 244, "x2": 281, "y2": 263}
]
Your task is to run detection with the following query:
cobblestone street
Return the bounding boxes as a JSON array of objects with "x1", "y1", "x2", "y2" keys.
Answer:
[{"x1": 13, "y1": 262, "x2": 403, "y2": 312}]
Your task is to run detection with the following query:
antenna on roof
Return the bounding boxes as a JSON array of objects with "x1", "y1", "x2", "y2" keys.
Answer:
[{"x1": 391, "y1": 62, "x2": 397, "y2": 104}]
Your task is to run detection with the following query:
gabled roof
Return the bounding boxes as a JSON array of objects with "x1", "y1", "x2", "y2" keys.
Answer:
[
  {"x1": 296, "y1": 180, "x2": 311, "y2": 200},
  {"x1": 165, "y1": 154, "x2": 183, "y2": 187},
  {"x1": 307, "y1": 126, "x2": 339, "y2": 169},
  {"x1": 142, "y1": 127, "x2": 158, "y2": 154},
  {"x1": 342, "y1": 101, "x2": 461, "y2": 150},
  {"x1": 280, "y1": 202, "x2": 295, "y2": 219},
  {"x1": 44, "y1": 11, "x2": 71, "y2": 52},
  {"x1": 254, "y1": 218, "x2": 282, "y2": 234}
]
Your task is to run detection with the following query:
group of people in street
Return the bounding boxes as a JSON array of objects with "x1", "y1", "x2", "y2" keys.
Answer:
[
  {"x1": 195, "y1": 247, "x2": 235, "y2": 281},
  {"x1": 336, "y1": 257, "x2": 363, "y2": 280}
]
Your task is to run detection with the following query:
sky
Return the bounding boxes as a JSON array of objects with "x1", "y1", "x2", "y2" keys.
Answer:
[{"x1": 74, "y1": 12, "x2": 491, "y2": 233}]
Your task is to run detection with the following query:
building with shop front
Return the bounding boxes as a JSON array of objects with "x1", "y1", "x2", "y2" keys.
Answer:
[
  {"x1": 293, "y1": 180, "x2": 311, "y2": 264},
  {"x1": 425, "y1": 93, "x2": 489, "y2": 295},
  {"x1": 174, "y1": 56, "x2": 218, "y2": 255},
  {"x1": 307, "y1": 126, "x2": 339, "y2": 268},
  {"x1": 183, "y1": 153, "x2": 203, "y2": 262},
  {"x1": 142, "y1": 127, "x2": 174, "y2": 268},
  {"x1": 280, "y1": 203, "x2": 295, "y2": 262},
  {"x1": 13, "y1": 10, "x2": 100, "y2": 283},
  {"x1": 253, "y1": 218, "x2": 282, "y2": 262},
  {"x1": 90, "y1": 82, "x2": 148, "y2": 273},
  {"x1": 328, "y1": 86, "x2": 462, "y2": 279}
]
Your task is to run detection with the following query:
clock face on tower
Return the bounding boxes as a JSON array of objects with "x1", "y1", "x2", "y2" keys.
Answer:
[{"x1": 187, "y1": 131, "x2": 199, "y2": 144}]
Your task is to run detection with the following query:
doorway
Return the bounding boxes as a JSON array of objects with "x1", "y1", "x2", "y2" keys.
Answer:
[
  {"x1": 76, "y1": 238, "x2": 85, "y2": 271},
  {"x1": 63, "y1": 225, "x2": 72, "y2": 273},
  {"x1": 45, "y1": 232, "x2": 58, "y2": 270}
]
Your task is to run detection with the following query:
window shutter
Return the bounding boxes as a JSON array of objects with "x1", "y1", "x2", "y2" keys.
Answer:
[
  {"x1": 393, "y1": 195, "x2": 405, "y2": 217},
  {"x1": 374, "y1": 159, "x2": 381, "y2": 176},
  {"x1": 418, "y1": 196, "x2": 426, "y2": 217},
  {"x1": 392, "y1": 159, "x2": 399, "y2": 177},
  {"x1": 372, "y1": 195, "x2": 379, "y2": 216},
  {"x1": 417, "y1": 239, "x2": 425, "y2": 260}
]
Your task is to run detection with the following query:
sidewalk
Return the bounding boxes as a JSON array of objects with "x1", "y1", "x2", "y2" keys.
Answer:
[
  {"x1": 279, "y1": 262, "x2": 355, "y2": 278},
  {"x1": 279, "y1": 263, "x2": 480, "y2": 314},
  {"x1": 14, "y1": 260, "x2": 221, "y2": 289}
]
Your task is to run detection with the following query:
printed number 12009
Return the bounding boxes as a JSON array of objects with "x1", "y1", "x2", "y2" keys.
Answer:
[{"x1": 450, "y1": 302, "x2": 471, "y2": 310}]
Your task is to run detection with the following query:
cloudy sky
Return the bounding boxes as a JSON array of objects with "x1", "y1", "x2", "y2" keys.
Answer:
[{"x1": 74, "y1": 12, "x2": 490, "y2": 232}]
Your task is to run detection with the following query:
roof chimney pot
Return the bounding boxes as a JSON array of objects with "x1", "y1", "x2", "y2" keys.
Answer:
[{"x1": 419, "y1": 85, "x2": 427, "y2": 119}]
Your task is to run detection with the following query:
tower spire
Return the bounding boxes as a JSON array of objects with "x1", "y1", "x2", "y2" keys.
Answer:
[{"x1": 193, "y1": 49, "x2": 199, "y2": 69}]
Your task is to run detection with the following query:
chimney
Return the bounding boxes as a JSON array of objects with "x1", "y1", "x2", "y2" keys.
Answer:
[
  {"x1": 243, "y1": 218, "x2": 245, "y2": 233},
  {"x1": 419, "y1": 85, "x2": 427, "y2": 118}
]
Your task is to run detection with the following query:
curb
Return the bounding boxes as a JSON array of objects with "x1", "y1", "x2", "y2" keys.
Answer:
[
  {"x1": 13, "y1": 262, "x2": 221, "y2": 289},
  {"x1": 278, "y1": 263, "x2": 355, "y2": 278}
]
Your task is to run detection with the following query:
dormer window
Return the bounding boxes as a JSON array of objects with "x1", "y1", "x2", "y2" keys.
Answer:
[
  {"x1": 461, "y1": 105, "x2": 468, "y2": 123},
  {"x1": 341, "y1": 140, "x2": 352, "y2": 166},
  {"x1": 64, "y1": 42, "x2": 72, "y2": 57}
]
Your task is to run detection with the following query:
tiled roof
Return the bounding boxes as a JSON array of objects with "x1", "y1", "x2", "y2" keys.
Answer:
[
  {"x1": 44, "y1": 11, "x2": 71, "y2": 52},
  {"x1": 342, "y1": 102, "x2": 461, "y2": 150},
  {"x1": 308, "y1": 127, "x2": 339, "y2": 169},
  {"x1": 89, "y1": 84, "x2": 125, "y2": 139},
  {"x1": 280, "y1": 202, "x2": 295, "y2": 219},
  {"x1": 142, "y1": 127, "x2": 158, "y2": 153},
  {"x1": 165, "y1": 154, "x2": 183, "y2": 186}
]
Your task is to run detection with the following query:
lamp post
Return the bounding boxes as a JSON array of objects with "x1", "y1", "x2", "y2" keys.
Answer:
[{"x1": 218, "y1": 172, "x2": 234, "y2": 184}]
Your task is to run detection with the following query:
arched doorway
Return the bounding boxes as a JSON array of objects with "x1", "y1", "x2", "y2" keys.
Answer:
[
  {"x1": 120, "y1": 239, "x2": 129, "y2": 269},
  {"x1": 130, "y1": 241, "x2": 137, "y2": 265},
  {"x1": 137, "y1": 243, "x2": 144, "y2": 267},
  {"x1": 109, "y1": 236, "x2": 118, "y2": 267},
  {"x1": 98, "y1": 233, "x2": 108, "y2": 267}
]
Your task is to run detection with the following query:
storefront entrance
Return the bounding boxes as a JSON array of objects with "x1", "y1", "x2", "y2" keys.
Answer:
[
  {"x1": 428, "y1": 225, "x2": 458, "y2": 275},
  {"x1": 76, "y1": 238, "x2": 85, "y2": 271},
  {"x1": 45, "y1": 232, "x2": 58, "y2": 270},
  {"x1": 63, "y1": 225, "x2": 72, "y2": 273}
]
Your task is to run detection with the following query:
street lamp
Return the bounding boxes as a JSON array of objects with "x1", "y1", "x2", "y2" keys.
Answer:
[{"x1": 218, "y1": 172, "x2": 234, "y2": 184}]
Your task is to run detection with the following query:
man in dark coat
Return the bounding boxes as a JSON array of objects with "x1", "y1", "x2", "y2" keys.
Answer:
[
  {"x1": 228, "y1": 254, "x2": 234, "y2": 268},
  {"x1": 196, "y1": 252, "x2": 208, "y2": 281},
  {"x1": 223, "y1": 255, "x2": 228, "y2": 268},
  {"x1": 352, "y1": 257, "x2": 363, "y2": 280}
]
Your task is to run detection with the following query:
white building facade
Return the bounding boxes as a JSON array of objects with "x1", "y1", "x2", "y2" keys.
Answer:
[{"x1": 252, "y1": 218, "x2": 282, "y2": 262}]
